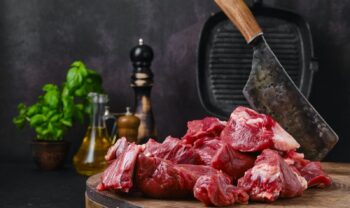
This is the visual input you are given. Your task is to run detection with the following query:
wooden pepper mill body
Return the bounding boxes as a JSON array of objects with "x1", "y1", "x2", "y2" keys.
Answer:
[
  {"x1": 117, "y1": 107, "x2": 140, "y2": 143},
  {"x1": 130, "y1": 39, "x2": 157, "y2": 143}
]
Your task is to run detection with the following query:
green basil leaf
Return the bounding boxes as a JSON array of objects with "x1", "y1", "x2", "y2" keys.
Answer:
[
  {"x1": 17, "y1": 103, "x2": 26, "y2": 110},
  {"x1": 54, "y1": 129, "x2": 63, "y2": 139},
  {"x1": 66, "y1": 61, "x2": 88, "y2": 89},
  {"x1": 74, "y1": 85, "x2": 87, "y2": 97},
  {"x1": 78, "y1": 63, "x2": 88, "y2": 77},
  {"x1": 62, "y1": 95, "x2": 74, "y2": 118},
  {"x1": 17, "y1": 103, "x2": 27, "y2": 115},
  {"x1": 41, "y1": 128, "x2": 50, "y2": 137},
  {"x1": 48, "y1": 122, "x2": 54, "y2": 132},
  {"x1": 67, "y1": 67, "x2": 83, "y2": 89},
  {"x1": 61, "y1": 118, "x2": 72, "y2": 127},
  {"x1": 71, "y1": 60, "x2": 85, "y2": 69},
  {"x1": 42, "y1": 106, "x2": 50, "y2": 114},
  {"x1": 75, "y1": 104, "x2": 84, "y2": 111},
  {"x1": 35, "y1": 126, "x2": 45, "y2": 134},
  {"x1": 13, "y1": 117, "x2": 26, "y2": 129},
  {"x1": 62, "y1": 85, "x2": 71, "y2": 97},
  {"x1": 43, "y1": 84, "x2": 57, "y2": 91},
  {"x1": 43, "y1": 84, "x2": 60, "y2": 108},
  {"x1": 30, "y1": 114, "x2": 46, "y2": 127},
  {"x1": 84, "y1": 104, "x2": 91, "y2": 115},
  {"x1": 62, "y1": 95, "x2": 73, "y2": 108},
  {"x1": 46, "y1": 111, "x2": 55, "y2": 119},
  {"x1": 50, "y1": 114, "x2": 60, "y2": 122},
  {"x1": 27, "y1": 104, "x2": 40, "y2": 117}
]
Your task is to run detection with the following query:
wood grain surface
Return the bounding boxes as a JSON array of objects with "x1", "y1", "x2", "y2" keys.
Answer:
[{"x1": 85, "y1": 162, "x2": 350, "y2": 208}]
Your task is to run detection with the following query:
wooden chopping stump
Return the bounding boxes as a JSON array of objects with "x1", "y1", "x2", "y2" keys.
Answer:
[{"x1": 86, "y1": 162, "x2": 350, "y2": 208}]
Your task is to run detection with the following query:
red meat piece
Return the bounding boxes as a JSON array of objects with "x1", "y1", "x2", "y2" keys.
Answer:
[
  {"x1": 97, "y1": 143, "x2": 141, "y2": 192},
  {"x1": 143, "y1": 136, "x2": 203, "y2": 165},
  {"x1": 194, "y1": 174, "x2": 249, "y2": 206},
  {"x1": 238, "y1": 149, "x2": 307, "y2": 202},
  {"x1": 136, "y1": 154, "x2": 229, "y2": 199},
  {"x1": 193, "y1": 137, "x2": 255, "y2": 180},
  {"x1": 164, "y1": 143, "x2": 204, "y2": 165},
  {"x1": 143, "y1": 136, "x2": 180, "y2": 158},
  {"x1": 104, "y1": 137, "x2": 129, "y2": 161},
  {"x1": 211, "y1": 143, "x2": 255, "y2": 181},
  {"x1": 221, "y1": 106, "x2": 300, "y2": 152},
  {"x1": 282, "y1": 150, "x2": 308, "y2": 168},
  {"x1": 193, "y1": 136, "x2": 223, "y2": 165},
  {"x1": 182, "y1": 117, "x2": 226, "y2": 144},
  {"x1": 283, "y1": 151, "x2": 332, "y2": 188},
  {"x1": 299, "y1": 162, "x2": 332, "y2": 188},
  {"x1": 142, "y1": 138, "x2": 162, "y2": 157}
]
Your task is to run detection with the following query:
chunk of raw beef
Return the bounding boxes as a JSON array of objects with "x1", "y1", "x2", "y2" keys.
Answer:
[
  {"x1": 194, "y1": 174, "x2": 249, "y2": 206},
  {"x1": 283, "y1": 151, "x2": 332, "y2": 188},
  {"x1": 211, "y1": 143, "x2": 255, "y2": 181},
  {"x1": 143, "y1": 136, "x2": 180, "y2": 158},
  {"x1": 97, "y1": 143, "x2": 141, "y2": 192},
  {"x1": 164, "y1": 143, "x2": 204, "y2": 165},
  {"x1": 104, "y1": 137, "x2": 129, "y2": 161},
  {"x1": 238, "y1": 149, "x2": 307, "y2": 202},
  {"x1": 221, "y1": 106, "x2": 300, "y2": 152},
  {"x1": 182, "y1": 117, "x2": 226, "y2": 144},
  {"x1": 142, "y1": 138, "x2": 162, "y2": 157},
  {"x1": 282, "y1": 150, "x2": 308, "y2": 167},
  {"x1": 143, "y1": 136, "x2": 203, "y2": 164},
  {"x1": 193, "y1": 136, "x2": 223, "y2": 165},
  {"x1": 136, "y1": 154, "x2": 229, "y2": 199},
  {"x1": 299, "y1": 162, "x2": 332, "y2": 188}
]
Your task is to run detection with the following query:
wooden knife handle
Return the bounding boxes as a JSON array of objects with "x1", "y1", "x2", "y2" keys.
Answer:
[{"x1": 215, "y1": 0, "x2": 263, "y2": 43}]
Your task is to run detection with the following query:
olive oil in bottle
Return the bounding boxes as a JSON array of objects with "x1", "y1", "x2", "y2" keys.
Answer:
[{"x1": 73, "y1": 93, "x2": 112, "y2": 176}]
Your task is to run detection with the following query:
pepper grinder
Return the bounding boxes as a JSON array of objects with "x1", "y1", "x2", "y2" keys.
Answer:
[
  {"x1": 130, "y1": 39, "x2": 157, "y2": 143},
  {"x1": 117, "y1": 107, "x2": 140, "y2": 143}
]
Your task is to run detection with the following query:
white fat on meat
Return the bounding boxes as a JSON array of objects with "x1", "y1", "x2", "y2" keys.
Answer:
[
  {"x1": 250, "y1": 163, "x2": 281, "y2": 199},
  {"x1": 245, "y1": 117, "x2": 264, "y2": 126},
  {"x1": 219, "y1": 120, "x2": 227, "y2": 126},
  {"x1": 251, "y1": 163, "x2": 281, "y2": 183},
  {"x1": 251, "y1": 186, "x2": 281, "y2": 200},
  {"x1": 231, "y1": 110, "x2": 250, "y2": 121},
  {"x1": 272, "y1": 123, "x2": 300, "y2": 151}
]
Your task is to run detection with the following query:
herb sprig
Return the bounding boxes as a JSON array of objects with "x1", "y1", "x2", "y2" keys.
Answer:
[{"x1": 13, "y1": 61, "x2": 103, "y2": 140}]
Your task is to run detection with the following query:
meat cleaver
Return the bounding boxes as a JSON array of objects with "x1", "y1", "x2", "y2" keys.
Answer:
[{"x1": 214, "y1": 0, "x2": 338, "y2": 160}]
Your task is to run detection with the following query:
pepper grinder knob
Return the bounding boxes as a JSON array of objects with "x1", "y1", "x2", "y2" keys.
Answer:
[
  {"x1": 130, "y1": 38, "x2": 154, "y2": 68},
  {"x1": 130, "y1": 38, "x2": 154, "y2": 87}
]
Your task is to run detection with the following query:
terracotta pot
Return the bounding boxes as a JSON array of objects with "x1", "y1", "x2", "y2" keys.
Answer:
[{"x1": 31, "y1": 140, "x2": 70, "y2": 170}]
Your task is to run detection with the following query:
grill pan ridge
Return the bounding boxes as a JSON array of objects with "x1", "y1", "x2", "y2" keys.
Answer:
[{"x1": 197, "y1": 3, "x2": 318, "y2": 119}]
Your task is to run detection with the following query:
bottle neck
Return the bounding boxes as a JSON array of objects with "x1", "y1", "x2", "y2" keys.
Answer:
[{"x1": 90, "y1": 102, "x2": 106, "y2": 128}]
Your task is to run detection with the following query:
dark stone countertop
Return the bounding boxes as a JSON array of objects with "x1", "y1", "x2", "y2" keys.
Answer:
[{"x1": 0, "y1": 163, "x2": 87, "y2": 208}]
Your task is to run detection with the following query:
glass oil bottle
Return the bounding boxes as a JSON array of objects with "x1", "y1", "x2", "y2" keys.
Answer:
[{"x1": 73, "y1": 93, "x2": 112, "y2": 176}]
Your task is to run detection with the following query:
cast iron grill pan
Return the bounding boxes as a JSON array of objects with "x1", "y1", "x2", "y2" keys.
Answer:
[{"x1": 198, "y1": 5, "x2": 317, "y2": 119}]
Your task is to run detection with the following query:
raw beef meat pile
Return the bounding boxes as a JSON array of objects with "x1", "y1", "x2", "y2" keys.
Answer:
[{"x1": 97, "y1": 106, "x2": 332, "y2": 206}]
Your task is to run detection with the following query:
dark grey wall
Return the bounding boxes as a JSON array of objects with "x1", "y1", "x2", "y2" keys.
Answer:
[{"x1": 0, "y1": 0, "x2": 349, "y2": 163}]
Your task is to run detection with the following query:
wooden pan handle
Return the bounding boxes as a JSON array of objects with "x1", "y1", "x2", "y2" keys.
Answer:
[{"x1": 215, "y1": 0, "x2": 263, "y2": 43}]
